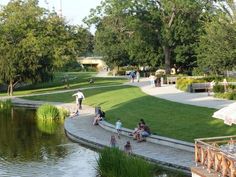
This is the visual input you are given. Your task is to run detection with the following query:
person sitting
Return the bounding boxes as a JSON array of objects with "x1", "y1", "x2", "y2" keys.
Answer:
[
  {"x1": 131, "y1": 123, "x2": 143, "y2": 140},
  {"x1": 137, "y1": 124, "x2": 151, "y2": 142},
  {"x1": 140, "y1": 118, "x2": 145, "y2": 126},
  {"x1": 93, "y1": 108, "x2": 105, "y2": 125}
]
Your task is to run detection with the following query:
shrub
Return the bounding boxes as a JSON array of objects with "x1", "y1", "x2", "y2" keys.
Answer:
[
  {"x1": 116, "y1": 70, "x2": 126, "y2": 76},
  {"x1": 59, "y1": 108, "x2": 70, "y2": 121},
  {"x1": 97, "y1": 147, "x2": 154, "y2": 177},
  {"x1": 213, "y1": 84, "x2": 225, "y2": 93},
  {"x1": 215, "y1": 92, "x2": 236, "y2": 100},
  {"x1": 84, "y1": 66, "x2": 97, "y2": 72},
  {"x1": 176, "y1": 78, "x2": 205, "y2": 91},
  {"x1": 36, "y1": 104, "x2": 60, "y2": 120}
]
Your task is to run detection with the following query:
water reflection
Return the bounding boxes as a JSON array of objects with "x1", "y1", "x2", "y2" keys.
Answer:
[{"x1": 0, "y1": 107, "x2": 98, "y2": 177}]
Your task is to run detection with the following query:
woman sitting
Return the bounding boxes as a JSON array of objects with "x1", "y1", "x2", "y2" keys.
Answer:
[
  {"x1": 93, "y1": 109, "x2": 105, "y2": 125},
  {"x1": 137, "y1": 125, "x2": 151, "y2": 142}
]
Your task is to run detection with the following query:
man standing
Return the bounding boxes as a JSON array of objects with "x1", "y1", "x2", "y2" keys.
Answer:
[{"x1": 72, "y1": 89, "x2": 85, "y2": 110}]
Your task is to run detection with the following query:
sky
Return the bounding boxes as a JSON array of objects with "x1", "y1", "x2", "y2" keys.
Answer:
[{"x1": 0, "y1": 0, "x2": 102, "y2": 33}]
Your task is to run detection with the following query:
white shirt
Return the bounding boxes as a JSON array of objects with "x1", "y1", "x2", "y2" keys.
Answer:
[
  {"x1": 115, "y1": 121, "x2": 122, "y2": 130},
  {"x1": 73, "y1": 91, "x2": 85, "y2": 100}
]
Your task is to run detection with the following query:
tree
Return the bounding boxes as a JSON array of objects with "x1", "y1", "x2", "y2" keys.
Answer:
[
  {"x1": 0, "y1": 0, "x2": 85, "y2": 95},
  {"x1": 86, "y1": 0, "x2": 206, "y2": 74},
  {"x1": 197, "y1": 0, "x2": 236, "y2": 75},
  {"x1": 0, "y1": 0, "x2": 46, "y2": 95}
]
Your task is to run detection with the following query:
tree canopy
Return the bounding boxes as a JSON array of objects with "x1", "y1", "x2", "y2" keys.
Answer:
[{"x1": 0, "y1": 0, "x2": 93, "y2": 95}]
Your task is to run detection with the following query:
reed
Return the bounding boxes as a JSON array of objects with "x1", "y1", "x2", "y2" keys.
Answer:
[
  {"x1": 97, "y1": 147, "x2": 154, "y2": 177},
  {"x1": 36, "y1": 104, "x2": 60, "y2": 120}
]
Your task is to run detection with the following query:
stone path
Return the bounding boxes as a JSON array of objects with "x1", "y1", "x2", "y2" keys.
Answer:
[
  {"x1": 126, "y1": 78, "x2": 235, "y2": 109},
  {"x1": 64, "y1": 115, "x2": 194, "y2": 173}
]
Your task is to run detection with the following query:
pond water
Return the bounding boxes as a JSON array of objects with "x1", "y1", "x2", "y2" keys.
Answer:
[
  {"x1": 0, "y1": 107, "x2": 98, "y2": 177},
  {"x1": 0, "y1": 107, "x2": 188, "y2": 177}
]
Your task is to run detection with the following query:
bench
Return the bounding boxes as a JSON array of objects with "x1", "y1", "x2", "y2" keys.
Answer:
[
  {"x1": 167, "y1": 77, "x2": 177, "y2": 84},
  {"x1": 189, "y1": 83, "x2": 211, "y2": 93},
  {"x1": 98, "y1": 120, "x2": 194, "y2": 152}
]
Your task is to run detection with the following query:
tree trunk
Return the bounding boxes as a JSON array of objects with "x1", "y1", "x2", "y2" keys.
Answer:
[
  {"x1": 8, "y1": 80, "x2": 13, "y2": 96},
  {"x1": 163, "y1": 45, "x2": 171, "y2": 75}
]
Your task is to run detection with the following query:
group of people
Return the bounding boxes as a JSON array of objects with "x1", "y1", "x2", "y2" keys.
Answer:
[
  {"x1": 70, "y1": 90, "x2": 150, "y2": 155},
  {"x1": 109, "y1": 118, "x2": 150, "y2": 154},
  {"x1": 110, "y1": 135, "x2": 132, "y2": 155},
  {"x1": 130, "y1": 119, "x2": 151, "y2": 142},
  {"x1": 129, "y1": 70, "x2": 140, "y2": 83}
]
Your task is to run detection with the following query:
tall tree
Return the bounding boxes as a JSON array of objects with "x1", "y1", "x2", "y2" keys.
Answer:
[
  {"x1": 86, "y1": 0, "x2": 205, "y2": 73},
  {"x1": 0, "y1": 0, "x2": 82, "y2": 95},
  {"x1": 197, "y1": 0, "x2": 236, "y2": 74}
]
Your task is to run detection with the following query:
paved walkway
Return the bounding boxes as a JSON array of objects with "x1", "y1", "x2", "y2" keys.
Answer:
[
  {"x1": 64, "y1": 115, "x2": 194, "y2": 173},
  {"x1": 126, "y1": 78, "x2": 235, "y2": 109}
]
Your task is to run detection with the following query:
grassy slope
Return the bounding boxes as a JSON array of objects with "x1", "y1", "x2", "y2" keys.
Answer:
[
  {"x1": 0, "y1": 72, "x2": 126, "y2": 96},
  {"x1": 24, "y1": 85, "x2": 236, "y2": 142}
]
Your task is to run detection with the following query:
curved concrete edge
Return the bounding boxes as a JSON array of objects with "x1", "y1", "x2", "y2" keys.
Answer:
[
  {"x1": 98, "y1": 120, "x2": 194, "y2": 153},
  {"x1": 64, "y1": 119, "x2": 191, "y2": 175}
]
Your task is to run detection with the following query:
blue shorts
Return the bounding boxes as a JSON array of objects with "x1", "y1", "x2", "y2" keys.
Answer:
[{"x1": 141, "y1": 131, "x2": 150, "y2": 137}]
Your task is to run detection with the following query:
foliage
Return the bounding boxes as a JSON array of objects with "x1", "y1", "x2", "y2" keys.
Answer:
[
  {"x1": 0, "y1": 0, "x2": 93, "y2": 96},
  {"x1": 58, "y1": 107, "x2": 70, "y2": 121},
  {"x1": 214, "y1": 92, "x2": 236, "y2": 100},
  {"x1": 36, "y1": 104, "x2": 60, "y2": 120},
  {"x1": 0, "y1": 99, "x2": 12, "y2": 111},
  {"x1": 36, "y1": 116, "x2": 58, "y2": 134},
  {"x1": 85, "y1": 0, "x2": 206, "y2": 73},
  {"x1": 197, "y1": 1, "x2": 236, "y2": 75},
  {"x1": 213, "y1": 84, "x2": 225, "y2": 93},
  {"x1": 97, "y1": 147, "x2": 154, "y2": 177},
  {"x1": 83, "y1": 66, "x2": 97, "y2": 72},
  {"x1": 59, "y1": 59, "x2": 82, "y2": 72},
  {"x1": 176, "y1": 77, "x2": 205, "y2": 91}
]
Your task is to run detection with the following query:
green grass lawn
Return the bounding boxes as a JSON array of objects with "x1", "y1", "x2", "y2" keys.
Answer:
[
  {"x1": 23, "y1": 85, "x2": 236, "y2": 142},
  {"x1": 0, "y1": 72, "x2": 126, "y2": 96}
]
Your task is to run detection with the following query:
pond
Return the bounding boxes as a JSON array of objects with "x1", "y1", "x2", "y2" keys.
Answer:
[
  {"x1": 0, "y1": 107, "x2": 188, "y2": 177},
  {"x1": 0, "y1": 107, "x2": 98, "y2": 177}
]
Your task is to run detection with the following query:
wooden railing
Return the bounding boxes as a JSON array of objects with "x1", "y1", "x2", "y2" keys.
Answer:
[{"x1": 195, "y1": 136, "x2": 236, "y2": 177}]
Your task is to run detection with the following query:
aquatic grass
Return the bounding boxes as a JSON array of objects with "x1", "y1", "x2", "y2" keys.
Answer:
[
  {"x1": 97, "y1": 147, "x2": 154, "y2": 177},
  {"x1": 36, "y1": 104, "x2": 69, "y2": 134},
  {"x1": 36, "y1": 104, "x2": 60, "y2": 120},
  {"x1": 58, "y1": 107, "x2": 70, "y2": 120}
]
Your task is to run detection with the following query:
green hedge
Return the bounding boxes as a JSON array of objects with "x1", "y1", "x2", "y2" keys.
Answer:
[
  {"x1": 213, "y1": 84, "x2": 225, "y2": 93},
  {"x1": 176, "y1": 78, "x2": 205, "y2": 91},
  {"x1": 214, "y1": 92, "x2": 236, "y2": 100}
]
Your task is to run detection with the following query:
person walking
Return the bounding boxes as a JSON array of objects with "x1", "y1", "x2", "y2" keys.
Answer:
[{"x1": 72, "y1": 89, "x2": 85, "y2": 110}]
